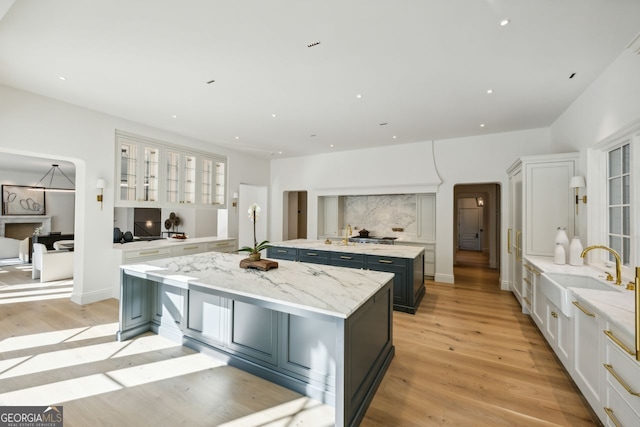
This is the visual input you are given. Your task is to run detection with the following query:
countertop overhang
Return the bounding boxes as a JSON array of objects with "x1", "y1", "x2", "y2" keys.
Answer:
[
  {"x1": 113, "y1": 236, "x2": 235, "y2": 251},
  {"x1": 121, "y1": 251, "x2": 394, "y2": 319},
  {"x1": 269, "y1": 239, "x2": 425, "y2": 259}
]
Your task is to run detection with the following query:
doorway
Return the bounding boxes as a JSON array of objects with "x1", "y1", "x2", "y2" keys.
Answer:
[
  {"x1": 282, "y1": 191, "x2": 307, "y2": 240},
  {"x1": 454, "y1": 184, "x2": 501, "y2": 271}
]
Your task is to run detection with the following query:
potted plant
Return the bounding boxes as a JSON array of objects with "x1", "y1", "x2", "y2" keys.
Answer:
[{"x1": 238, "y1": 203, "x2": 270, "y2": 261}]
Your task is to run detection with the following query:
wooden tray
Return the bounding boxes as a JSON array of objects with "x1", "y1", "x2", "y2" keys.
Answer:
[{"x1": 239, "y1": 258, "x2": 279, "y2": 271}]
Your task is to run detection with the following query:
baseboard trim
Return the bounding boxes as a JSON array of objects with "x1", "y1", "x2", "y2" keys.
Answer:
[
  {"x1": 70, "y1": 288, "x2": 113, "y2": 305},
  {"x1": 434, "y1": 273, "x2": 454, "y2": 284}
]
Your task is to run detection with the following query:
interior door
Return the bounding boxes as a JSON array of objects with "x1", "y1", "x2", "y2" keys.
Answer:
[{"x1": 459, "y1": 207, "x2": 480, "y2": 250}]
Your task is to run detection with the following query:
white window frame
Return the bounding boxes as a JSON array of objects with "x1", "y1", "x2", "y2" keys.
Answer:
[{"x1": 588, "y1": 121, "x2": 640, "y2": 279}]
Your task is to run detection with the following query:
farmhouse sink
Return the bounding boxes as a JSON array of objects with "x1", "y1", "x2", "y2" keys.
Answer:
[{"x1": 539, "y1": 272, "x2": 621, "y2": 317}]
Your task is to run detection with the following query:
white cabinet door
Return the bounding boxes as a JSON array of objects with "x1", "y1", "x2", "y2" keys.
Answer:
[
  {"x1": 416, "y1": 194, "x2": 436, "y2": 241},
  {"x1": 318, "y1": 196, "x2": 343, "y2": 238},
  {"x1": 508, "y1": 167, "x2": 523, "y2": 304},
  {"x1": 525, "y1": 160, "x2": 575, "y2": 256},
  {"x1": 573, "y1": 298, "x2": 604, "y2": 420}
]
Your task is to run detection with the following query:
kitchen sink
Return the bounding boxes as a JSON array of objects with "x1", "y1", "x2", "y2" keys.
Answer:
[{"x1": 539, "y1": 272, "x2": 621, "y2": 317}]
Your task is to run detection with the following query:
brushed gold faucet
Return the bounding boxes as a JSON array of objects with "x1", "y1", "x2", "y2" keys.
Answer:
[
  {"x1": 580, "y1": 245, "x2": 622, "y2": 285},
  {"x1": 342, "y1": 224, "x2": 352, "y2": 246}
]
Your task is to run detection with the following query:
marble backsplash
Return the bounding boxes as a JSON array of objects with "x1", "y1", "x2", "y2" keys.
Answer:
[{"x1": 343, "y1": 194, "x2": 417, "y2": 240}]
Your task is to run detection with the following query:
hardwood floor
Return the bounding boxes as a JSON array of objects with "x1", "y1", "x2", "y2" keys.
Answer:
[{"x1": 0, "y1": 260, "x2": 600, "y2": 426}]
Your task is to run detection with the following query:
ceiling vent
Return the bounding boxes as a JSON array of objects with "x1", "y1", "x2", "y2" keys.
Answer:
[{"x1": 626, "y1": 31, "x2": 640, "y2": 55}]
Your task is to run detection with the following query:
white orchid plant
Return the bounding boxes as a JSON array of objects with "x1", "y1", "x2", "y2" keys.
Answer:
[{"x1": 237, "y1": 203, "x2": 270, "y2": 255}]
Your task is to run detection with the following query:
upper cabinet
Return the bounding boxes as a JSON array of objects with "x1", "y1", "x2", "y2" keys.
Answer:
[
  {"x1": 416, "y1": 194, "x2": 436, "y2": 241},
  {"x1": 115, "y1": 132, "x2": 227, "y2": 208}
]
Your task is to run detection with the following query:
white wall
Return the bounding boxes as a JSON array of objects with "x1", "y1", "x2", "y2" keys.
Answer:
[
  {"x1": 0, "y1": 84, "x2": 270, "y2": 304},
  {"x1": 270, "y1": 128, "x2": 552, "y2": 284},
  {"x1": 550, "y1": 49, "x2": 640, "y2": 244}
]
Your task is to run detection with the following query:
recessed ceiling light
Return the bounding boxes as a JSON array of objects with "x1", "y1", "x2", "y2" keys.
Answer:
[
  {"x1": 379, "y1": 122, "x2": 388, "y2": 126},
  {"x1": 392, "y1": 136, "x2": 397, "y2": 139},
  {"x1": 278, "y1": 151, "x2": 282, "y2": 154},
  {"x1": 272, "y1": 113, "x2": 277, "y2": 118},
  {"x1": 486, "y1": 89, "x2": 493, "y2": 94},
  {"x1": 356, "y1": 94, "x2": 362, "y2": 99},
  {"x1": 480, "y1": 123, "x2": 485, "y2": 127},
  {"x1": 235, "y1": 136, "x2": 240, "y2": 140},
  {"x1": 330, "y1": 144, "x2": 334, "y2": 148},
  {"x1": 500, "y1": 19, "x2": 510, "y2": 26},
  {"x1": 58, "y1": 76, "x2": 66, "y2": 81},
  {"x1": 172, "y1": 115, "x2": 177, "y2": 118}
]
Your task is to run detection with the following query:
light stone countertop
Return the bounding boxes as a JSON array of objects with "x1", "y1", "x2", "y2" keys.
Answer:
[
  {"x1": 113, "y1": 236, "x2": 236, "y2": 251},
  {"x1": 526, "y1": 256, "x2": 636, "y2": 338},
  {"x1": 269, "y1": 239, "x2": 424, "y2": 259},
  {"x1": 121, "y1": 251, "x2": 394, "y2": 319}
]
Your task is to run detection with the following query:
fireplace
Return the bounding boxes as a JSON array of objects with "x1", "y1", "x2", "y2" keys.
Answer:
[{"x1": 0, "y1": 215, "x2": 52, "y2": 238}]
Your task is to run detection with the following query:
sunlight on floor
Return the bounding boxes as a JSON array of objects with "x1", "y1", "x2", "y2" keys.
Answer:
[
  {"x1": 0, "y1": 334, "x2": 180, "y2": 379},
  {"x1": 0, "y1": 324, "x2": 115, "y2": 353},
  {"x1": 0, "y1": 353, "x2": 225, "y2": 406},
  {"x1": 218, "y1": 397, "x2": 335, "y2": 427}
]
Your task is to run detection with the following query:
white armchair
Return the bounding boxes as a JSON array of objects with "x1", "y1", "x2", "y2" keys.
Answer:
[{"x1": 32, "y1": 243, "x2": 74, "y2": 282}]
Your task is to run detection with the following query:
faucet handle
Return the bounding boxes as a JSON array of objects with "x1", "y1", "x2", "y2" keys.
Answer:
[
  {"x1": 627, "y1": 281, "x2": 636, "y2": 291},
  {"x1": 605, "y1": 272, "x2": 613, "y2": 282}
]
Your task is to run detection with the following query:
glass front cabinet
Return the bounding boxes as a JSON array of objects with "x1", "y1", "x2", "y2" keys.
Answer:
[{"x1": 115, "y1": 132, "x2": 227, "y2": 208}]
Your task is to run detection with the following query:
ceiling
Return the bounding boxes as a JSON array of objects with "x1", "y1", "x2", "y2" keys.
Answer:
[{"x1": 0, "y1": 0, "x2": 639, "y2": 161}]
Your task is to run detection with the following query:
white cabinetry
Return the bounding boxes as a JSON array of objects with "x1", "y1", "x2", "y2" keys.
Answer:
[
  {"x1": 506, "y1": 153, "x2": 578, "y2": 309},
  {"x1": 572, "y1": 297, "x2": 605, "y2": 420},
  {"x1": 603, "y1": 323, "x2": 640, "y2": 426},
  {"x1": 416, "y1": 194, "x2": 436, "y2": 241},
  {"x1": 115, "y1": 131, "x2": 227, "y2": 208},
  {"x1": 318, "y1": 196, "x2": 344, "y2": 238},
  {"x1": 117, "y1": 134, "x2": 161, "y2": 206}
]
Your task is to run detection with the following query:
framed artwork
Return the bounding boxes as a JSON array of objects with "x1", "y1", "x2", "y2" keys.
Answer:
[{"x1": 1, "y1": 185, "x2": 46, "y2": 215}]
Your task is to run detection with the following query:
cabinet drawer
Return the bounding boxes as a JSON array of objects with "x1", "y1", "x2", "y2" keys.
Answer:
[
  {"x1": 605, "y1": 385, "x2": 640, "y2": 426},
  {"x1": 172, "y1": 243, "x2": 205, "y2": 256},
  {"x1": 207, "y1": 240, "x2": 236, "y2": 253},
  {"x1": 267, "y1": 246, "x2": 297, "y2": 261},
  {"x1": 330, "y1": 252, "x2": 365, "y2": 269},
  {"x1": 123, "y1": 247, "x2": 171, "y2": 262},
  {"x1": 367, "y1": 255, "x2": 408, "y2": 268},
  {"x1": 604, "y1": 340, "x2": 640, "y2": 414},
  {"x1": 298, "y1": 250, "x2": 330, "y2": 264}
]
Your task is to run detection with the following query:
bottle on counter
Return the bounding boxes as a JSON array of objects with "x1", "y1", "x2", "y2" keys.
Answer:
[
  {"x1": 554, "y1": 243, "x2": 566, "y2": 265},
  {"x1": 569, "y1": 237, "x2": 584, "y2": 266},
  {"x1": 555, "y1": 227, "x2": 570, "y2": 263}
]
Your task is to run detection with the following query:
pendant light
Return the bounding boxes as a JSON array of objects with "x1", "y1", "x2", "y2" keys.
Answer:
[{"x1": 29, "y1": 164, "x2": 75, "y2": 192}]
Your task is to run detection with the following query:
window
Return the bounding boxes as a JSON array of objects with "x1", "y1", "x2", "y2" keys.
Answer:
[{"x1": 607, "y1": 142, "x2": 631, "y2": 266}]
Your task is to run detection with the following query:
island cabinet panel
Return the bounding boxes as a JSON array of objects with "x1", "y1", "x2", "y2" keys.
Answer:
[
  {"x1": 298, "y1": 249, "x2": 330, "y2": 265},
  {"x1": 366, "y1": 256, "x2": 407, "y2": 305},
  {"x1": 266, "y1": 246, "x2": 297, "y2": 261},
  {"x1": 280, "y1": 314, "x2": 337, "y2": 388},
  {"x1": 330, "y1": 252, "x2": 366, "y2": 269},
  {"x1": 185, "y1": 290, "x2": 227, "y2": 346},
  {"x1": 227, "y1": 301, "x2": 279, "y2": 366},
  {"x1": 117, "y1": 273, "x2": 153, "y2": 341}
]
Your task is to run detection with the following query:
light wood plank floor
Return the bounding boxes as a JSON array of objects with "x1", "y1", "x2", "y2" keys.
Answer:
[{"x1": 0, "y1": 260, "x2": 600, "y2": 426}]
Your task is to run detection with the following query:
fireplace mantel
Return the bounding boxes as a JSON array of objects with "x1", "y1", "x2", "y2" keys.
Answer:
[{"x1": 0, "y1": 215, "x2": 52, "y2": 237}]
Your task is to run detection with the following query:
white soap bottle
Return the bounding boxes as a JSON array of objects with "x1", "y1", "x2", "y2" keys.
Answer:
[
  {"x1": 554, "y1": 243, "x2": 566, "y2": 265},
  {"x1": 569, "y1": 237, "x2": 584, "y2": 266}
]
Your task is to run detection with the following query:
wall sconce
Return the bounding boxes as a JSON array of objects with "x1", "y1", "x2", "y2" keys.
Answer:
[
  {"x1": 476, "y1": 197, "x2": 484, "y2": 207},
  {"x1": 96, "y1": 179, "x2": 106, "y2": 210},
  {"x1": 232, "y1": 192, "x2": 238, "y2": 209},
  {"x1": 569, "y1": 176, "x2": 587, "y2": 214}
]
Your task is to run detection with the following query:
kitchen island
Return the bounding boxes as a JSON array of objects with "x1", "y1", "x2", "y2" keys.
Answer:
[
  {"x1": 267, "y1": 239, "x2": 425, "y2": 313},
  {"x1": 117, "y1": 251, "x2": 395, "y2": 427}
]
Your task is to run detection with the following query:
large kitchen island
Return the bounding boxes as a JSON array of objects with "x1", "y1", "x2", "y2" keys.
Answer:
[{"x1": 117, "y1": 251, "x2": 395, "y2": 427}]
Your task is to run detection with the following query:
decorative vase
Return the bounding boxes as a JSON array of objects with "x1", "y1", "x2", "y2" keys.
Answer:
[
  {"x1": 555, "y1": 227, "x2": 570, "y2": 263},
  {"x1": 569, "y1": 237, "x2": 584, "y2": 266},
  {"x1": 554, "y1": 243, "x2": 566, "y2": 265},
  {"x1": 249, "y1": 252, "x2": 261, "y2": 261}
]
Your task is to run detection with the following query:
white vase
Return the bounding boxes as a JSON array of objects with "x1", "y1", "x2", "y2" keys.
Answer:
[
  {"x1": 569, "y1": 237, "x2": 584, "y2": 266},
  {"x1": 554, "y1": 243, "x2": 566, "y2": 265},
  {"x1": 555, "y1": 227, "x2": 570, "y2": 263}
]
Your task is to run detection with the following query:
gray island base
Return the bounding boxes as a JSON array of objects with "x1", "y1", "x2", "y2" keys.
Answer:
[{"x1": 117, "y1": 251, "x2": 395, "y2": 427}]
